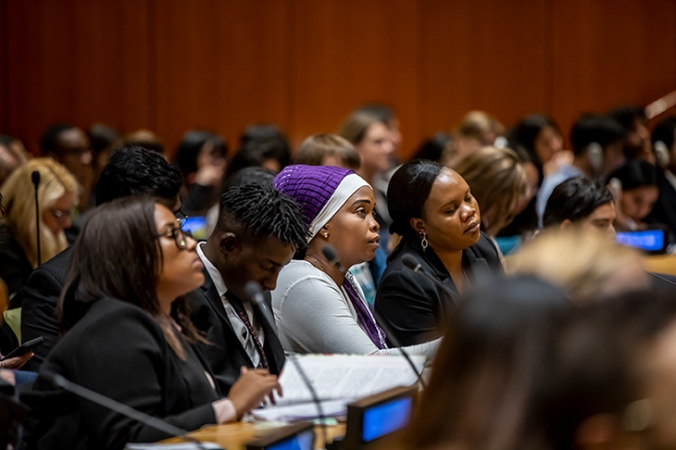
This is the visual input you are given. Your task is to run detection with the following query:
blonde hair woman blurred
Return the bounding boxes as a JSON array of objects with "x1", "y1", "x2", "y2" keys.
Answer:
[
  {"x1": 454, "y1": 146, "x2": 528, "y2": 237},
  {"x1": 0, "y1": 158, "x2": 77, "y2": 308},
  {"x1": 508, "y1": 229, "x2": 650, "y2": 303}
]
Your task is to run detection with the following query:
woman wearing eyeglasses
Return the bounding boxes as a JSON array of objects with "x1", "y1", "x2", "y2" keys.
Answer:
[
  {"x1": 0, "y1": 158, "x2": 77, "y2": 311},
  {"x1": 31, "y1": 196, "x2": 281, "y2": 450}
]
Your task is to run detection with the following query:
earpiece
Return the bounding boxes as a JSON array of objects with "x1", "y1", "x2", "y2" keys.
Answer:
[
  {"x1": 588, "y1": 142, "x2": 604, "y2": 171},
  {"x1": 654, "y1": 141, "x2": 670, "y2": 168}
]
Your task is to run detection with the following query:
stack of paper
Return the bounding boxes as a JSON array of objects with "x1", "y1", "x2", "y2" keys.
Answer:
[{"x1": 252, "y1": 354, "x2": 424, "y2": 422}]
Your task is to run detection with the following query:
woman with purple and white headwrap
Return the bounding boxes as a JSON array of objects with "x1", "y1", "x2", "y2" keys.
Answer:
[{"x1": 272, "y1": 165, "x2": 439, "y2": 359}]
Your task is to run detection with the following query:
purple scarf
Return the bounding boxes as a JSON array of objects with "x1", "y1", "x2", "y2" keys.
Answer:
[{"x1": 343, "y1": 272, "x2": 387, "y2": 349}]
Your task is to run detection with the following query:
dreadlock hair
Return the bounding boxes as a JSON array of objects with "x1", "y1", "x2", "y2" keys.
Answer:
[{"x1": 217, "y1": 182, "x2": 309, "y2": 249}]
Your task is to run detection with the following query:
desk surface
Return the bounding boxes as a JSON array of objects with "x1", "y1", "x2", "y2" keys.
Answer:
[
  {"x1": 644, "y1": 254, "x2": 676, "y2": 276},
  {"x1": 163, "y1": 422, "x2": 345, "y2": 449}
]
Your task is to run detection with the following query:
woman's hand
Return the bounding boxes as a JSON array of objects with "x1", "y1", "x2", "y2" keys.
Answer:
[
  {"x1": 0, "y1": 370, "x2": 15, "y2": 385},
  {"x1": 228, "y1": 367, "x2": 282, "y2": 418},
  {"x1": 0, "y1": 351, "x2": 33, "y2": 370}
]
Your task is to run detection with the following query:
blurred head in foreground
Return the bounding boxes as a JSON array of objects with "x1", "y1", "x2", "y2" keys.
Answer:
[{"x1": 509, "y1": 229, "x2": 649, "y2": 303}]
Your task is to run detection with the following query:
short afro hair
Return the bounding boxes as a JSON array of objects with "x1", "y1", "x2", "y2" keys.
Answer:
[
  {"x1": 543, "y1": 176, "x2": 614, "y2": 228},
  {"x1": 96, "y1": 146, "x2": 183, "y2": 205},
  {"x1": 218, "y1": 182, "x2": 309, "y2": 249}
]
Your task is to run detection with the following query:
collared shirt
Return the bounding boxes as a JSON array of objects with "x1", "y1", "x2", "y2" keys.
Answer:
[
  {"x1": 536, "y1": 164, "x2": 586, "y2": 228},
  {"x1": 196, "y1": 242, "x2": 264, "y2": 368}
]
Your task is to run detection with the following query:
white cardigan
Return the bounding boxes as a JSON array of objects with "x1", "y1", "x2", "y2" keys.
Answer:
[{"x1": 271, "y1": 260, "x2": 439, "y2": 359}]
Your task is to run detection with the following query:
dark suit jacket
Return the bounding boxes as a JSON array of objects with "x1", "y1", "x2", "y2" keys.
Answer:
[
  {"x1": 0, "y1": 225, "x2": 34, "y2": 309},
  {"x1": 28, "y1": 298, "x2": 219, "y2": 450},
  {"x1": 647, "y1": 176, "x2": 676, "y2": 241},
  {"x1": 187, "y1": 269, "x2": 285, "y2": 395},
  {"x1": 374, "y1": 234, "x2": 503, "y2": 346},
  {"x1": 20, "y1": 246, "x2": 73, "y2": 372}
]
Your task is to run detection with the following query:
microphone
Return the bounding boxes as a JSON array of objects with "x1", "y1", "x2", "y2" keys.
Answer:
[
  {"x1": 42, "y1": 372, "x2": 215, "y2": 449},
  {"x1": 31, "y1": 170, "x2": 41, "y2": 266},
  {"x1": 244, "y1": 281, "x2": 327, "y2": 445},
  {"x1": 321, "y1": 244, "x2": 345, "y2": 274},
  {"x1": 321, "y1": 246, "x2": 426, "y2": 389},
  {"x1": 401, "y1": 254, "x2": 458, "y2": 305}
]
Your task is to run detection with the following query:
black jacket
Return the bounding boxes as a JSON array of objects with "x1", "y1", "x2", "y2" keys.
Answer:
[
  {"x1": 20, "y1": 246, "x2": 73, "y2": 372},
  {"x1": 647, "y1": 175, "x2": 676, "y2": 241},
  {"x1": 187, "y1": 269, "x2": 285, "y2": 395},
  {"x1": 374, "y1": 234, "x2": 503, "y2": 346},
  {"x1": 0, "y1": 225, "x2": 34, "y2": 309},
  {"x1": 28, "y1": 298, "x2": 219, "y2": 450}
]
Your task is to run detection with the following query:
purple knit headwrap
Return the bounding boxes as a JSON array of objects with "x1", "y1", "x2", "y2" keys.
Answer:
[{"x1": 273, "y1": 164, "x2": 354, "y2": 228}]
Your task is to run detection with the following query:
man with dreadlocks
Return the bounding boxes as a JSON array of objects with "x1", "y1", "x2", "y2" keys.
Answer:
[{"x1": 188, "y1": 182, "x2": 309, "y2": 395}]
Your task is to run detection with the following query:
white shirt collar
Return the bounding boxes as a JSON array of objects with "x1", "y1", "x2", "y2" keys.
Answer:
[
  {"x1": 665, "y1": 170, "x2": 676, "y2": 193},
  {"x1": 196, "y1": 242, "x2": 228, "y2": 298}
]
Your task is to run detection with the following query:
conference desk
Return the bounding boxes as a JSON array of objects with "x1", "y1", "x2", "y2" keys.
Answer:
[
  {"x1": 162, "y1": 422, "x2": 345, "y2": 449},
  {"x1": 644, "y1": 254, "x2": 676, "y2": 276}
]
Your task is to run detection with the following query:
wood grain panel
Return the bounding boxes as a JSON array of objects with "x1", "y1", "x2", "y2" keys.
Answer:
[
  {"x1": 419, "y1": 0, "x2": 549, "y2": 144},
  {"x1": 552, "y1": 0, "x2": 676, "y2": 143},
  {"x1": 3, "y1": 0, "x2": 151, "y2": 155},
  {"x1": 154, "y1": 0, "x2": 291, "y2": 156},
  {"x1": 289, "y1": 0, "x2": 421, "y2": 156}
]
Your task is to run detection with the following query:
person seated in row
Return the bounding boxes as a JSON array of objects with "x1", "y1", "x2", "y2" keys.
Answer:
[
  {"x1": 453, "y1": 146, "x2": 529, "y2": 239},
  {"x1": 292, "y1": 133, "x2": 381, "y2": 305},
  {"x1": 647, "y1": 116, "x2": 676, "y2": 235},
  {"x1": 0, "y1": 158, "x2": 77, "y2": 310},
  {"x1": 374, "y1": 160, "x2": 503, "y2": 346},
  {"x1": 31, "y1": 196, "x2": 280, "y2": 450},
  {"x1": 609, "y1": 159, "x2": 660, "y2": 231},
  {"x1": 536, "y1": 114, "x2": 626, "y2": 226},
  {"x1": 272, "y1": 164, "x2": 439, "y2": 358},
  {"x1": 21, "y1": 147, "x2": 184, "y2": 372},
  {"x1": 188, "y1": 182, "x2": 308, "y2": 394},
  {"x1": 542, "y1": 176, "x2": 616, "y2": 238}
]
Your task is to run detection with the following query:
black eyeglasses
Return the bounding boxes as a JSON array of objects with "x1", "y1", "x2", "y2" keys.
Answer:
[{"x1": 157, "y1": 227, "x2": 193, "y2": 250}]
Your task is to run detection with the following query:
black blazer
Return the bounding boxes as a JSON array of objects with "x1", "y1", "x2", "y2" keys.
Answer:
[
  {"x1": 374, "y1": 234, "x2": 503, "y2": 346},
  {"x1": 0, "y1": 225, "x2": 34, "y2": 309},
  {"x1": 187, "y1": 269, "x2": 286, "y2": 395},
  {"x1": 20, "y1": 246, "x2": 73, "y2": 372},
  {"x1": 28, "y1": 298, "x2": 219, "y2": 450},
  {"x1": 647, "y1": 176, "x2": 676, "y2": 240}
]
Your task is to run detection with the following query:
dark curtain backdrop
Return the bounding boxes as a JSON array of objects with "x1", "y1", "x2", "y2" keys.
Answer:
[{"x1": 1, "y1": 0, "x2": 675, "y2": 159}]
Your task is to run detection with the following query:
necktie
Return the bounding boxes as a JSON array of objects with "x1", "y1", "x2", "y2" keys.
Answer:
[{"x1": 225, "y1": 291, "x2": 269, "y2": 370}]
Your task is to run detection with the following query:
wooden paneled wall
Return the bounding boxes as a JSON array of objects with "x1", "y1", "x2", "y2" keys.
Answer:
[{"x1": 1, "y1": 0, "x2": 675, "y2": 159}]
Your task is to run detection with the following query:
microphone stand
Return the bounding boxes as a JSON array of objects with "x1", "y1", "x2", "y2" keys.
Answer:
[
  {"x1": 45, "y1": 373, "x2": 214, "y2": 450},
  {"x1": 31, "y1": 171, "x2": 41, "y2": 265}
]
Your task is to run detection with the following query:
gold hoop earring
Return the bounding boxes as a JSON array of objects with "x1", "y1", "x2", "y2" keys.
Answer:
[{"x1": 420, "y1": 232, "x2": 428, "y2": 251}]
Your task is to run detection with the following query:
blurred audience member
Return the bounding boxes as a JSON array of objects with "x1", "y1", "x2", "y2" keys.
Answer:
[
  {"x1": 355, "y1": 103, "x2": 402, "y2": 152},
  {"x1": 608, "y1": 105, "x2": 652, "y2": 162},
  {"x1": 543, "y1": 176, "x2": 616, "y2": 238},
  {"x1": 293, "y1": 133, "x2": 360, "y2": 170},
  {"x1": 0, "y1": 135, "x2": 29, "y2": 166},
  {"x1": 536, "y1": 114, "x2": 625, "y2": 225},
  {"x1": 508, "y1": 114, "x2": 566, "y2": 180},
  {"x1": 443, "y1": 111, "x2": 505, "y2": 167},
  {"x1": 173, "y1": 130, "x2": 227, "y2": 214},
  {"x1": 410, "y1": 132, "x2": 451, "y2": 163},
  {"x1": 41, "y1": 123, "x2": 94, "y2": 213},
  {"x1": 21, "y1": 147, "x2": 182, "y2": 372},
  {"x1": 376, "y1": 160, "x2": 503, "y2": 346},
  {"x1": 340, "y1": 111, "x2": 396, "y2": 229},
  {"x1": 399, "y1": 275, "x2": 569, "y2": 450},
  {"x1": 226, "y1": 124, "x2": 290, "y2": 178},
  {"x1": 87, "y1": 123, "x2": 121, "y2": 183},
  {"x1": 509, "y1": 230, "x2": 648, "y2": 302},
  {"x1": 453, "y1": 147, "x2": 528, "y2": 238},
  {"x1": 648, "y1": 116, "x2": 676, "y2": 235},
  {"x1": 609, "y1": 159, "x2": 659, "y2": 231},
  {"x1": 0, "y1": 158, "x2": 77, "y2": 309},
  {"x1": 124, "y1": 129, "x2": 165, "y2": 154},
  {"x1": 0, "y1": 141, "x2": 21, "y2": 188}
]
